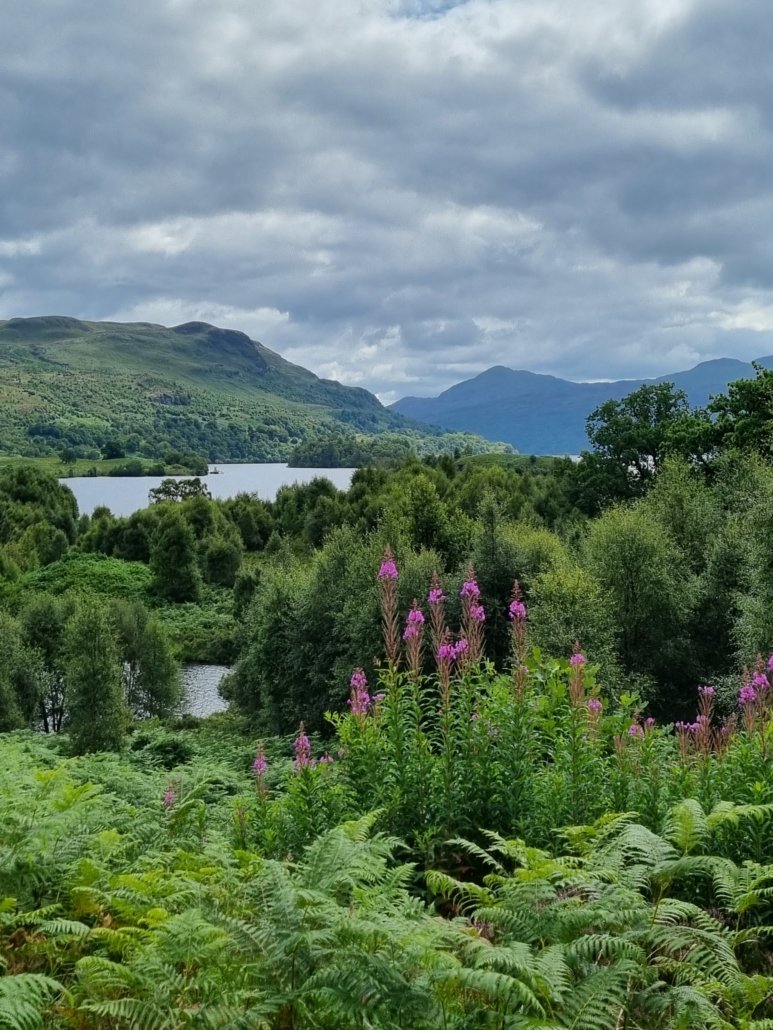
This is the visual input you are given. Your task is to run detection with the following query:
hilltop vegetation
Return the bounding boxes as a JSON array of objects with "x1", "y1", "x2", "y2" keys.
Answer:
[{"x1": 0, "y1": 316, "x2": 497, "y2": 464}]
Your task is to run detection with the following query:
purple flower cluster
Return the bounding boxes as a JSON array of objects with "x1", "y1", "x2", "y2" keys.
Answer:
[
  {"x1": 293, "y1": 727, "x2": 314, "y2": 771},
  {"x1": 403, "y1": 606, "x2": 426, "y2": 640},
  {"x1": 348, "y1": 668, "x2": 371, "y2": 716},
  {"x1": 753, "y1": 672, "x2": 768, "y2": 689},
  {"x1": 460, "y1": 579, "x2": 480, "y2": 600},
  {"x1": 739, "y1": 684, "x2": 757, "y2": 706},
  {"x1": 675, "y1": 714, "x2": 709, "y2": 734},
  {"x1": 163, "y1": 787, "x2": 176, "y2": 808},
  {"x1": 768, "y1": 654, "x2": 773, "y2": 672},
  {"x1": 698, "y1": 685, "x2": 715, "y2": 698},
  {"x1": 350, "y1": 668, "x2": 368, "y2": 691},
  {"x1": 627, "y1": 723, "x2": 644, "y2": 738},
  {"x1": 470, "y1": 603, "x2": 486, "y2": 623},
  {"x1": 378, "y1": 558, "x2": 398, "y2": 580},
  {"x1": 586, "y1": 697, "x2": 602, "y2": 714},
  {"x1": 437, "y1": 642, "x2": 456, "y2": 661},
  {"x1": 569, "y1": 651, "x2": 586, "y2": 667},
  {"x1": 437, "y1": 638, "x2": 468, "y2": 662},
  {"x1": 252, "y1": 748, "x2": 268, "y2": 778},
  {"x1": 508, "y1": 599, "x2": 527, "y2": 621},
  {"x1": 428, "y1": 586, "x2": 446, "y2": 605}
]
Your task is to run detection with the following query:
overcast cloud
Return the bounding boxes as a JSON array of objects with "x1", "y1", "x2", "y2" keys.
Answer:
[{"x1": 2, "y1": 0, "x2": 773, "y2": 401}]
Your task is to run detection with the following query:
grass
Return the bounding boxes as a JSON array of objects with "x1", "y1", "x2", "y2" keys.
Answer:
[{"x1": 0, "y1": 455, "x2": 201, "y2": 477}]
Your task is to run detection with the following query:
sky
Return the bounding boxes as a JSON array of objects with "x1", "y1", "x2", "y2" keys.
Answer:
[{"x1": 2, "y1": 0, "x2": 773, "y2": 402}]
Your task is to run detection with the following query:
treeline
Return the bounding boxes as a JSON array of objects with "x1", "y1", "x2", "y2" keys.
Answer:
[
  {"x1": 288, "y1": 431, "x2": 511, "y2": 467},
  {"x1": 5, "y1": 365, "x2": 773, "y2": 740}
]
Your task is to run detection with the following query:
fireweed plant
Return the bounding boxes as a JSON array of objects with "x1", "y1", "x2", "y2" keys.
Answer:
[{"x1": 253, "y1": 548, "x2": 773, "y2": 866}]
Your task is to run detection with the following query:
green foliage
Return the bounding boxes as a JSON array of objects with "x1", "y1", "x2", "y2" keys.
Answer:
[
  {"x1": 65, "y1": 599, "x2": 127, "y2": 754},
  {"x1": 584, "y1": 504, "x2": 694, "y2": 696},
  {"x1": 112, "y1": 601, "x2": 182, "y2": 719},
  {"x1": 149, "y1": 508, "x2": 201, "y2": 602},
  {"x1": 18, "y1": 552, "x2": 153, "y2": 600},
  {"x1": 0, "y1": 730, "x2": 772, "y2": 1030}
]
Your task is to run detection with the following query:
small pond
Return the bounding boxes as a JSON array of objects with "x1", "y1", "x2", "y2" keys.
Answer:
[{"x1": 181, "y1": 663, "x2": 230, "y2": 718}]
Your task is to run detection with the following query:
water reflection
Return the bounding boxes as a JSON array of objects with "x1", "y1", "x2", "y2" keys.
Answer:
[
  {"x1": 61, "y1": 463, "x2": 356, "y2": 517},
  {"x1": 181, "y1": 664, "x2": 230, "y2": 718}
]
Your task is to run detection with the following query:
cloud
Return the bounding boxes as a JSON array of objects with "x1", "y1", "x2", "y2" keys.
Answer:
[{"x1": 1, "y1": 0, "x2": 773, "y2": 399}]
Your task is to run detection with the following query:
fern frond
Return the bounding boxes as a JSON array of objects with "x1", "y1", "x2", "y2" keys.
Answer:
[
  {"x1": 664, "y1": 799, "x2": 709, "y2": 855},
  {"x1": 0, "y1": 974, "x2": 65, "y2": 1030}
]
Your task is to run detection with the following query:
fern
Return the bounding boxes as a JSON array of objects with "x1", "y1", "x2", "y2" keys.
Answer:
[{"x1": 0, "y1": 974, "x2": 64, "y2": 1030}]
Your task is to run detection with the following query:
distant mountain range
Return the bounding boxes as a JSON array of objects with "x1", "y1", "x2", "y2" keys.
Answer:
[
  {"x1": 0, "y1": 316, "x2": 489, "y2": 462},
  {"x1": 391, "y1": 356, "x2": 773, "y2": 455}
]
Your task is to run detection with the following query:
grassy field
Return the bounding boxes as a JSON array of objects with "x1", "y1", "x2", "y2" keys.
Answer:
[{"x1": 0, "y1": 454, "x2": 205, "y2": 477}]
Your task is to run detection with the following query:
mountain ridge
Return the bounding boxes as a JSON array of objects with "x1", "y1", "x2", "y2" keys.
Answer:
[
  {"x1": 391, "y1": 355, "x2": 773, "y2": 454},
  {"x1": 0, "y1": 316, "x2": 491, "y2": 462}
]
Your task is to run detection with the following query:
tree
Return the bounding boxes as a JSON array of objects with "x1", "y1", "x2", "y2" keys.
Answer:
[
  {"x1": 64, "y1": 600, "x2": 126, "y2": 753},
  {"x1": 710, "y1": 362, "x2": 773, "y2": 456},
  {"x1": 0, "y1": 612, "x2": 32, "y2": 731},
  {"x1": 148, "y1": 478, "x2": 211, "y2": 504},
  {"x1": 584, "y1": 504, "x2": 694, "y2": 712},
  {"x1": 202, "y1": 531, "x2": 243, "y2": 587},
  {"x1": 576, "y1": 382, "x2": 702, "y2": 511},
  {"x1": 101, "y1": 439, "x2": 125, "y2": 459},
  {"x1": 150, "y1": 509, "x2": 201, "y2": 602},
  {"x1": 20, "y1": 593, "x2": 74, "y2": 732},
  {"x1": 112, "y1": 601, "x2": 182, "y2": 719}
]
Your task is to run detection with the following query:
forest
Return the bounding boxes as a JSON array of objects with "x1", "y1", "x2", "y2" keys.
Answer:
[{"x1": 2, "y1": 368, "x2": 773, "y2": 1027}]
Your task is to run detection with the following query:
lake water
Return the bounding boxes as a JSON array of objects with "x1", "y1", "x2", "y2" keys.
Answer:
[
  {"x1": 181, "y1": 663, "x2": 230, "y2": 718},
  {"x1": 60, "y1": 463, "x2": 356, "y2": 517}
]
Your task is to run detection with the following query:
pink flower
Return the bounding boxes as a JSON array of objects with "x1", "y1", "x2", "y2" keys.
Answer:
[
  {"x1": 293, "y1": 725, "x2": 314, "y2": 771},
  {"x1": 454, "y1": 639, "x2": 469, "y2": 659},
  {"x1": 586, "y1": 697, "x2": 602, "y2": 714},
  {"x1": 163, "y1": 787, "x2": 176, "y2": 808},
  {"x1": 569, "y1": 651, "x2": 586, "y2": 667},
  {"x1": 753, "y1": 672, "x2": 768, "y2": 689},
  {"x1": 739, "y1": 684, "x2": 757, "y2": 706},
  {"x1": 403, "y1": 605, "x2": 426, "y2": 640},
  {"x1": 348, "y1": 678, "x2": 371, "y2": 716},
  {"x1": 767, "y1": 654, "x2": 773, "y2": 672},
  {"x1": 470, "y1": 603, "x2": 486, "y2": 623},
  {"x1": 627, "y1": 723, "x2": 644, "y2": 738},
  {"x1": 252, "y1": 747, "x2": 268, "y2": 778},
  {"x1": 378, "y1": 558, "x2": 398, "y2": 580},
  {"x1": 460, "y1": 579, "x2": 480, "y2": 600},
  {"x1": 698, "y1": 685, "x2": 715, "y2": 698},
  {"x1": 350, "y1": 668, "x2": 368, "y2": 691},
  {"x1": 428, "y1": 587, "x2": 446, "y2": 605},
  {"x1": 508, "y1": 599, "x2": 527, "y2": 621},
  {"x1": 437, "y1": 642, "x2": 456, "y2": 662}
]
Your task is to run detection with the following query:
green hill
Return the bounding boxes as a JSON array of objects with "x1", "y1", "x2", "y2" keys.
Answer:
[{"x1": 0, "y1": 316, "x2": 493, "y2": 463}]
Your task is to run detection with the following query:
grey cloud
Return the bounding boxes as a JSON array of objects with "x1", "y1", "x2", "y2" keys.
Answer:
[{"x1": 2, "y1": 0, "x2": 773, "y2": 401}]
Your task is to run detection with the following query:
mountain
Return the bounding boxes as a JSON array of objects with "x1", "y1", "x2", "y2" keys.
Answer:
[
  {"x1": 0, "y1": 316, "x2": 489, "y2": 462},
  {"x1": 391, "y1": 356, "x2": 773, "y2": 455}
]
